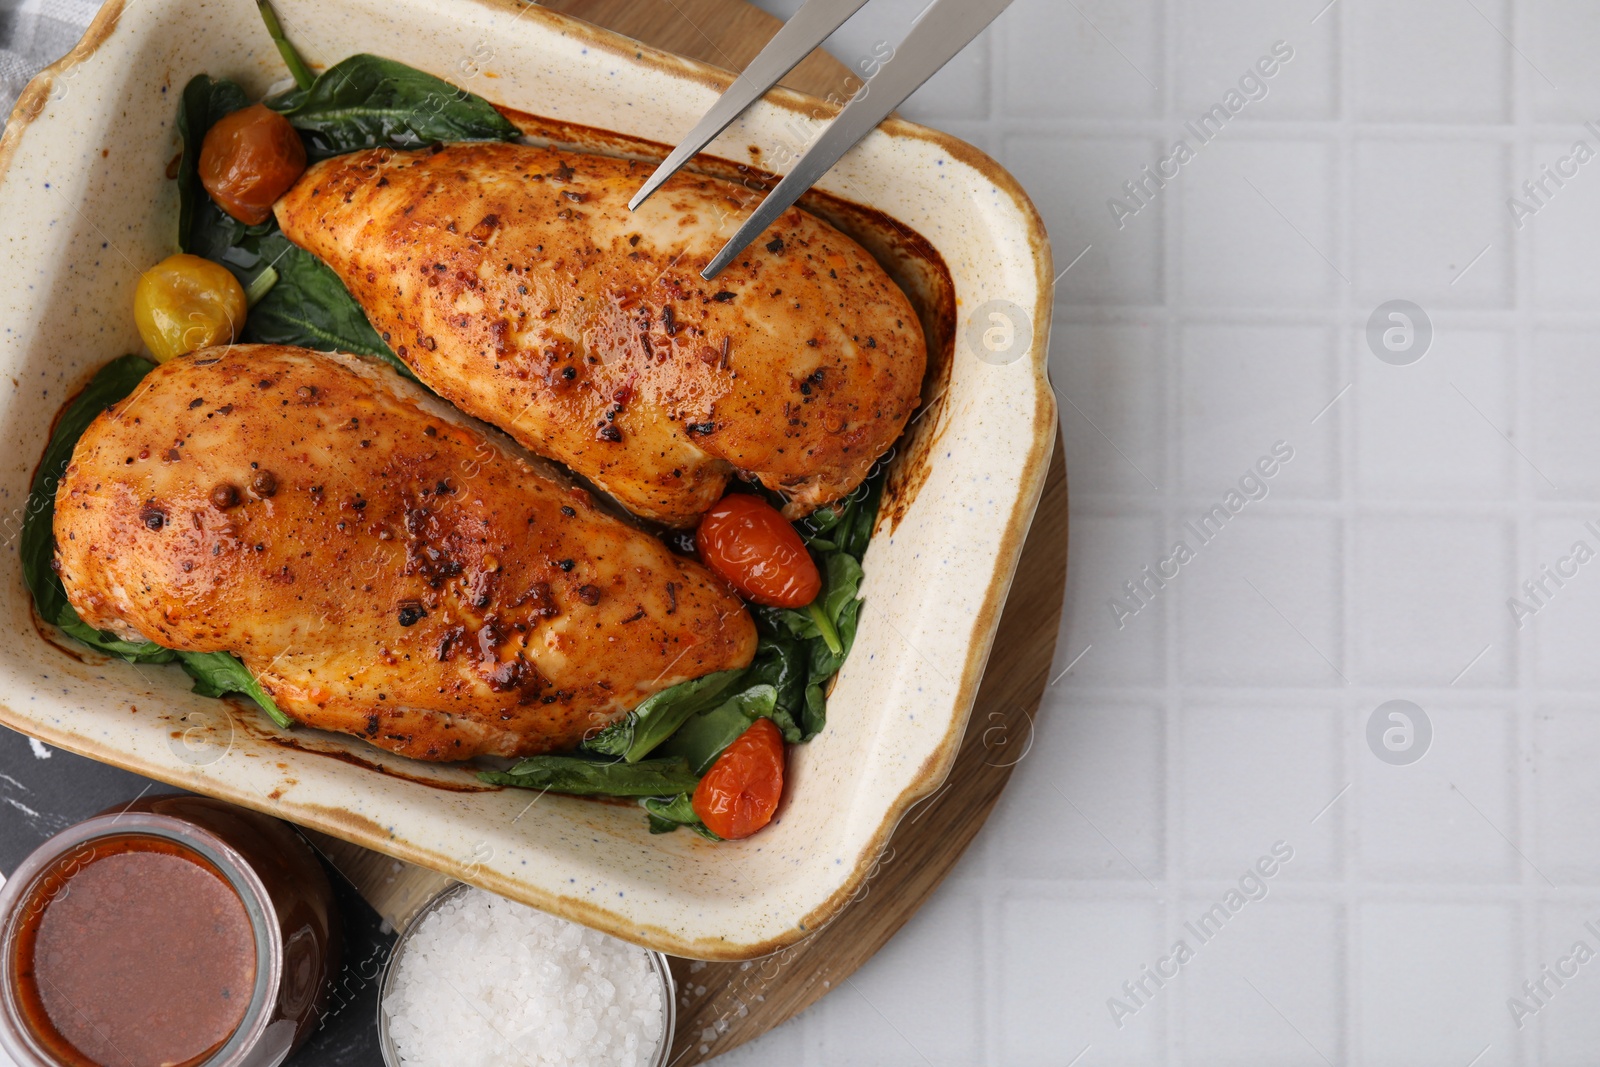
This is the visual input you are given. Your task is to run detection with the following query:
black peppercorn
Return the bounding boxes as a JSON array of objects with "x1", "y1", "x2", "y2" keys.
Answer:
[{"x1": 251, "y1": 471, "x2": 278, "y2": 498}]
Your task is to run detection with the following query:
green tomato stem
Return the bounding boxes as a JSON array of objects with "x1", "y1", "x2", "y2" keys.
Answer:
[
  {"x1": 244, "y1": 265, "x2": 279, "y2": 308},
  {"x1": 257, "y1": 0, "x2": 316, "y2": 90},
  {"x1": 807, "y1": 600, "x2": 844, "y2": 657}
]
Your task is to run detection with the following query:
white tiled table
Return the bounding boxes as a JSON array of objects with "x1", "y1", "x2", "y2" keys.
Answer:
[{"x1": 728, "y1": 1, "x2": 1600, "y2": 1064}]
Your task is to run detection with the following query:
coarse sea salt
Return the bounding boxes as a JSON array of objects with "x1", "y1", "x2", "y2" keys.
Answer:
[{"x1": 384, "y1": 888, "x2": 665, "y2": 1067}]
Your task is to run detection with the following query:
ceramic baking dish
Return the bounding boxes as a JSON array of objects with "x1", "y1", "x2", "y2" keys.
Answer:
[{"x1": 0, "y1": 0, "x2": 1054, "y2": 959}]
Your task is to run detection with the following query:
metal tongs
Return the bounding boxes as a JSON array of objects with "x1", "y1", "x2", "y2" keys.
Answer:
[{"x1": 628, "y1": 0, "x2": 1014, "y2": 280}]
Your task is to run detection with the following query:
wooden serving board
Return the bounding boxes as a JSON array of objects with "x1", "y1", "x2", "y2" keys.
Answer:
[{"x1": 310, "y1": 2, "x2": 1069, "y2": 1061}]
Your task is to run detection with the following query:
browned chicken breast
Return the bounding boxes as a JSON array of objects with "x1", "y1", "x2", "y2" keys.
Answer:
[
  {"x1": 274, "y1": 142, "x2": 926, "y2": 527},
  {"x1": 53, "y1": 344, "x2": 756, "y2": 761}
]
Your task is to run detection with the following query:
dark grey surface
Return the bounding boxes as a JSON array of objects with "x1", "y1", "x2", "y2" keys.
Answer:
[{"x1": 0, "y1": 721, "x2": 391, "y2": 1066}]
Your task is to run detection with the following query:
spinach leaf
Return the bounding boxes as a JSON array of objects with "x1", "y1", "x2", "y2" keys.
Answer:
[
  {"x1": 176, "y1": 75, "x2": 250, "y2": 254},
  {"x1": 188, "y1": 199, "x2": 282, "y2": 297},
  {"x1": 796, "y1": 495, "x2": 852, "y2": 552},
  {"x1": 730, "y1": 544, "x2": 864, "y2": 744},
  {"x1": 840, "y1": 464, "x2": 887, "y2": 559},
  {"x1": 742, "y1": 631, "x2": 807, "y2": 734},
  {"x1": 265, "y1": 54, "x2": 520, "y2": 162},
  {"x1": 642, "y1": 794, "x2": 721, "y2": 840},
  {"x1": 55, "y1": 612, "x2": 178, "y2": 664},
  {"x1": 751, "y1": 553, "x2": 863, "y2": 682},
  {"x1": 803, "y1": 682, "x2": 827, "y2": 739},
  {"x1": 752, "y1": 603, "x2": 809, "y2": 642},
  {"x1": 178, "y1": 651, "x2": 294, "y2": 730},
  {"x1": 797, "y1": 458, "x2": 887, "y2": 559},
  {"x1": 240, "y1": 232, "x2": 412, "y2": 377},
  {"x1": 657, "y1": 685, "x2": 780, "y2": 772},
  {"x1": 809, "y1": 553, "x2": 864, "y2": 678},
  {"x1": 185, "y1": 204, "x2": 406, "y2": 374},
  {"x1": 480, "y1": 755, "x2": 700, "y2": 797},
  {"x1": 811, "y1": 596, "x2": 861, "y2": 678},
  {"x1": 581, "y1": 668, "x2": 745, "y2": 763}
]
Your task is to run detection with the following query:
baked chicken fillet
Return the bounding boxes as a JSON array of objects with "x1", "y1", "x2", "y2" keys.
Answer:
[
  {"x1": 274, "y1": 142, "x2": 927, "y2": 527},
  {"x1": 53, "y1": 344, "x2": 756, "y2": 761}
]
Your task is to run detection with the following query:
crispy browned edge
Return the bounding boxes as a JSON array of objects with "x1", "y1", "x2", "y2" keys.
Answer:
[{"x1": 0, "y1": 0, "x2": 1059, "y2": 961}]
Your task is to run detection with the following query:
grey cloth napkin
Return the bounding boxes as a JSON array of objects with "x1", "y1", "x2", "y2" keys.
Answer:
[{"x1": 0, "y1": 0, "x2": 101, "y2": 121}]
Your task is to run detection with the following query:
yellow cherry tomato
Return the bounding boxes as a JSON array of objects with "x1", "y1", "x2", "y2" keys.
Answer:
[{"x1": 133, "y1": 253, "x2": 247, "y2": 362}]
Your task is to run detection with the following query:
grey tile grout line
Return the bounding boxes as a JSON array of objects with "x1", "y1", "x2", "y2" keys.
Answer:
[
  {"x1": 979, "y1": 880, "x2": 999, "y2": 1067},
  {"x1": 1330, "y1": 0, "x2": 1358, "y2": 1055},
  {"x1": 917, "y1": 115, "x2": 1591, "y2": 139},
  {"x1": 1160, "y1": 0, "x2": 1181, "y2": 1059},
  {"x1": 1056, "y1": 495, "x2": 1600, "y2": 519},
  {"x1": 1030, "y1": 682, "x2": 1600, "y2": 706},
  {"x1": 1052, "y1": 304, "x2": 1600, "y2": 326},
  {"x1": 1465, "y1": 0, "x2": 1553, "y2": 93},
  {"x1": 1508, "y1": 2, "x2": 1537, "y2": 1064},
  {"x1": 976, "y1": 878, "x2": 1600, "y2": 901}
]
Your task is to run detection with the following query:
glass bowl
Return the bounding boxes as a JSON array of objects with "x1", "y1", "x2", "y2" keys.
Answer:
[{"x1": 377, "y1": 883, "x2": 676, "y2": 1067}]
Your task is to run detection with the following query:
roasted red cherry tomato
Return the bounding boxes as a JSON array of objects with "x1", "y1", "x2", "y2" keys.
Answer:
[
  {"x1": 693, "y1": 717, "x2": 785, "y2": 840},
  {"x1": 696, "y1": 494, "x2": 820, "y2": 608},
  {"x1": 199, "y1": 104, "x2": 307, "y2": 224}
]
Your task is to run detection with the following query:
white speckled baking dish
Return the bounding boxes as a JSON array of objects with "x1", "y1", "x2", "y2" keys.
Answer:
[{"x1": 0, "y1": 0, "x2": 1054, "y2": 958}]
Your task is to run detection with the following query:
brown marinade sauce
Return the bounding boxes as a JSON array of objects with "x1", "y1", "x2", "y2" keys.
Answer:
[{"x1": 10, "y1": 834, "x2": 257, "y2": 1067}]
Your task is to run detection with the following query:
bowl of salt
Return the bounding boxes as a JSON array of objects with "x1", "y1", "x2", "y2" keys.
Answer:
[{"x1": 378, "y1": 884, "x2": 675, "y2": 1067}]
